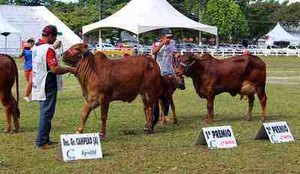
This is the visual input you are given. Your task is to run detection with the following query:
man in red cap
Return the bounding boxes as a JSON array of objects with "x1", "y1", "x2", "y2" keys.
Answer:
[{"x1": 31, "y1": 25, "x2": 77, "y2": 149}]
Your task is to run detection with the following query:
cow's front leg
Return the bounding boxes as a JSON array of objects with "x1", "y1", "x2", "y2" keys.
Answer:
[
  {"x1": 76, "y1": 102, "x2": 92, "y2": 134},
  {"x1": 1, "y1": 97, "x2": 11, "y2": 133},
  {"x1": 99, "y1": 101, "x2": 109, "y2": 138},
  {"x1": 169, "y1": 97, "x2": 178, "y2": 124},
  {"x1": 246, "y1": 94, "x2": 255, "y2": 121},
  {"x1": 205, "y1": 95, "x2": 215, "y2": 122},
  {"x1": 144, "y1": 105, "x2": 154, "y2": 134},
  {"x1": 4, "y1": 108, "x2": 11, "y2": 133}
]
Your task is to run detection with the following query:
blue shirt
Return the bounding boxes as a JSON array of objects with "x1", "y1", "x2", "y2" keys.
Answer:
[{"x1": 22, "y1": 49, "x2": 33, "y2": 70}]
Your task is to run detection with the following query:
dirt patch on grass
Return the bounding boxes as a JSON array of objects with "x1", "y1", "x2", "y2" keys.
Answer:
[{"x1": 267, "y1": 76, "x2": 300, "y2": 85}]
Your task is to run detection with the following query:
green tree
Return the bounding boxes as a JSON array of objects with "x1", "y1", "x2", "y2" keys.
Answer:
[
  {"x1": 202, "y1": 0, "x2": 249, "y2": 42},
  {"x1": 272, "y1": 2, "x2": 300, "y2": 28},
  {"x1": 246, "y1": 1, "x2": 281, "y2": 38}
]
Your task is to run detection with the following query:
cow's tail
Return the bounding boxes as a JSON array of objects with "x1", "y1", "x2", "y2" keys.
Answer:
[{"x1": 6, "y1": 55, "x2": 19, "y2": 117}]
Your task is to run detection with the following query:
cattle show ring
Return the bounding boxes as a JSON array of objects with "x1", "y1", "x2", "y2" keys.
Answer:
[{"x1": 1, "y1": 0, "x2": 300, "y2": 174}]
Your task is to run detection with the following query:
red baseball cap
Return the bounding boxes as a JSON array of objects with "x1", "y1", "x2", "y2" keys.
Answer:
[{"x1": 42, "y1": 25, "x2": 61, "y2": 36}]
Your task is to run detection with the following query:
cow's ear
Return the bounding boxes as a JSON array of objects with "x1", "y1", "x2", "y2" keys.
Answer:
[
  {"x1": 81, "y1": 43, "x2": 89, "y2": 54},
  {"x1": 188, "y1": 55, "x2": 194, "y2": 61},
  {"x1": 193, "y1": 53, "x2": 202, "y2": 60}
]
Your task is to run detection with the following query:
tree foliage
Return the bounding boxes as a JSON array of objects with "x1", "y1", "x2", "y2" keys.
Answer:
[
  {"x1": 272, "y1": 2, "x2": 300, "y2": 28},
  {"x1": 246, "y1": 1, "x2": 281, "y2": 38},
  {"x1": 202, "y1": 0, "x2": 249, "y2": 41}
]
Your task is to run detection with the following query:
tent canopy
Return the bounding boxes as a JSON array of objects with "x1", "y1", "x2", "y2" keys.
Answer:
[
  {"x1": 265, "y1": 23, "x2": 299, "y2": 43},
  {"x1": 82, "y1": 0, "x2": 217, "y2": 36},
  {"x1": 0, "y1": 14, "x2": 20, "y2": 35}
]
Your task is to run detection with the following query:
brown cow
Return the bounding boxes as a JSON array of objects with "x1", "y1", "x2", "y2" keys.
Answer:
[
  {"x1": 0, "y1": 54, "x2": 20, "y2": 133},
  {"x1": 176, "y1": 53, "x2": 267, "y2": 122},
  {"x1": 62, "y1": 43, "x2": 164, "y2": 137}
]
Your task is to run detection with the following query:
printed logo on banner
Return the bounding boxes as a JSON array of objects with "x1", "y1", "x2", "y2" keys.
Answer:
[
  {"x1": 194, "y1": 125, "x2": 237, "y2": 149},
  {"x1": 255, "y1": 121, "x2": 294, "y2": 143},
  {"x1": 60, "y1": 133, "x2": 103, "y2": 162}
]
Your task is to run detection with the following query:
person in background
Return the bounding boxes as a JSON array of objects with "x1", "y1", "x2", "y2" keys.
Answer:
[
  {"x1": 19, "y1": 38, "x2": 35, "y2": 102},
  {"x1": 31, "y1": 25, "x2": 77, "y2": 149},
  {"x1": 152, "y1": 28, "x2": 176, "y2": 124}
]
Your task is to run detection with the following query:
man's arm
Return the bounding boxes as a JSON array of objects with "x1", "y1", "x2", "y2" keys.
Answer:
[
  {"x1": 152, "y1": 36, "x2": 170, "y2": 55},
  {"x1": 50, "y1": 66, "x2": 77, "y2": 75},
  {"x1": 19, "y1": 50, "x2": 25, "y2": 60},
  {"x1": 152, "y1": 42, "x2": 164, "y2": 55},
  {"x1": 46, "y1": 48, "x2": 77, "y2": 75}
]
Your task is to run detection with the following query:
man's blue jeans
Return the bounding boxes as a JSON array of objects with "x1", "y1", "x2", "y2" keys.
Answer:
[{"x1": 36, "y1": 87, "x2": 57, "y2": 147}]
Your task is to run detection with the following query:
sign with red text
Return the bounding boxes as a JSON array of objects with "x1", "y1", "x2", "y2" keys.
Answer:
[
  {"x1": 194, "y1": 125, "x2": 237, "y2": 149},
  {"x1": 60, "y1": 133, "x2": 103, "y2": 162},
  {"x1": 255, "y1": 121, "x2": 294, "y2": 143}
]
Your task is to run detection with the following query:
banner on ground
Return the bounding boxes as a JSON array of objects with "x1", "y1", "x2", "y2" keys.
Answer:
[
  {"x1": 60, "y1": 133, "x2": 103, "y2": 162},
  {"x1": 255, "y1": 121, "x2": 294, "y2": 143},
  {"x1": 194, "y1": 125, "x2": 237, "y2": 149}
]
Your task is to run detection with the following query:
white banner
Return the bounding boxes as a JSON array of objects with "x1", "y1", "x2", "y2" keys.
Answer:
[
  {"x1": 195, "y1": 125, "x2": 237, "y2": 149},
  {"x1": 60, "y1": 133, "x2": 103, "y2": 162},
  {"x1": 263, "y1": 121, "x2": 294, "y2": 143}
]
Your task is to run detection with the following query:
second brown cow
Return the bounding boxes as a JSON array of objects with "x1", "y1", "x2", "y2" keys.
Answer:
[{"x1": 176, "y1": 53, "x2": 267, "y2": 122}]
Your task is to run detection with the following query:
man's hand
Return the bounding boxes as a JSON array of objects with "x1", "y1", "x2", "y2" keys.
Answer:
[
  {"x1": 161, "y1": 36, "x2": 170, "y2": 45},
  {"x1": 68, "y1": 67, "x2": 77, "y2": 74}
]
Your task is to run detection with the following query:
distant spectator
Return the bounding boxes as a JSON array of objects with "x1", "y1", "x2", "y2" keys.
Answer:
[{"x1": 19, "y1": 38, "x2": 35, "y2": 102}]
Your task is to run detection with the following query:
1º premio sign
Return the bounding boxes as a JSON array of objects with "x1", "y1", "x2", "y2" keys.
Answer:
[
  {"x1": 194, "y1": 125, "x2": 237, "y2": 149},
  {"x1": 60, "y1": 133, "x2": 103, "y2": 162},
  {"x1": 255, "y1": 121, "x2": 294, "y2": 143}
]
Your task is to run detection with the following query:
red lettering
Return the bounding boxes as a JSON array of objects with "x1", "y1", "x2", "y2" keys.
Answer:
[
  {"x1": 280, "y1": 135, "x2": 292, "y2": 140},
  {"x1": 221, "y1": 140, "x2": 235, "y2": 145}
]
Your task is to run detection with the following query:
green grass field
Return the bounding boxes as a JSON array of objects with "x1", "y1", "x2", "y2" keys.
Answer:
[{"x1": 0, "y1": 56, "x2": 299, "y2": 174}]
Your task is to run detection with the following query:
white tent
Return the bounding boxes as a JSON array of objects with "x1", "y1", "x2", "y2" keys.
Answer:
[
  {"x1": 82, "y1": 0, "x2": 218, "y2": 36},
  {"x1": 0, "y1": 5, "x2": 81, "y2": 55},
  {"x1": 265, "y1": 23, "x2": 299, "y2": 45},
  {"x1": 0, "y1": 14, "x2": 21, "y2": 54}
]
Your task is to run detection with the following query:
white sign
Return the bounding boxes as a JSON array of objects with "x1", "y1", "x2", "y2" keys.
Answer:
[
  {"x1": 194, "y1": 125, "x2": 237, "y2": 149},
  {"x1": 255, "y1": 121, "x2": 294, "y2": 143},
  {"x1": 60, "y1": 133, "x2": 103, "y2": 162}
]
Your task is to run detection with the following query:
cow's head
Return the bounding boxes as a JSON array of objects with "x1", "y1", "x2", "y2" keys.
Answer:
[
  {"x1": 175, "y1": 53, "x2": 197, "y2": 76},
  {"x1": 63, "y1": 43, "x2": 89, "y2": 67}
]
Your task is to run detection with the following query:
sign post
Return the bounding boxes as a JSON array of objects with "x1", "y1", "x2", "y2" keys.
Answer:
[
  {"x1": 60, "y1": 133, "x2": 103, "y2": 162},
  {"x1": 255, "y1": 121, "x2": 294, "y2": 143},
  {"x1": 194, "y1": 125, "x2": 237, "y2": 149}
]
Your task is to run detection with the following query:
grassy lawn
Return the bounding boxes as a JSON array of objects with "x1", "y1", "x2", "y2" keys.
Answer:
[{"x1": 0, "y1": 56, "x2": 299, "y2": 174}]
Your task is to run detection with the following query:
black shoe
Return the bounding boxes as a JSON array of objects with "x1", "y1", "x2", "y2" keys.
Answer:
[
  {"x1": 36, "y1": 144, "x2": 54, "y2": 150},
  {"x1": 47, "y1": 141, "x2": 58, "y2": 145}
]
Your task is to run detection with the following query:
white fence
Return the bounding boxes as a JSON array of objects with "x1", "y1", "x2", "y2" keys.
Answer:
[{"x1": 180, "y1": 49, "x2": 300, "y2": 57}]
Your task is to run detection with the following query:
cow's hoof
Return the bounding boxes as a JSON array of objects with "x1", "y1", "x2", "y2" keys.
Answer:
[
  {"x1": 75, "y1": 129, "x2": 83, "y2": 134},
  {"x1": 143, "y1": 128, "x2": 153, "y2": 135},
  {"x1": 246, "y1": 117, "x2": 252, "y2": 122},
  {"x1": 205, "y1": 118, "x2": 213, "y2": 123},
  {"x1": 13, "y1": 128, "x2": 20, "y2": 133},
  {"x1": 173, "y1": 120, "x2": 179, "y2": 125},
  {"x1": 261, "y1": 116, "x2": 267, "y2": 122},
  {"x1": 4, "y1": 128, "x2": 11, "y2": 134},
  {"x1": 99, "y1": 132, "x2": 106, "y2": 139}
]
